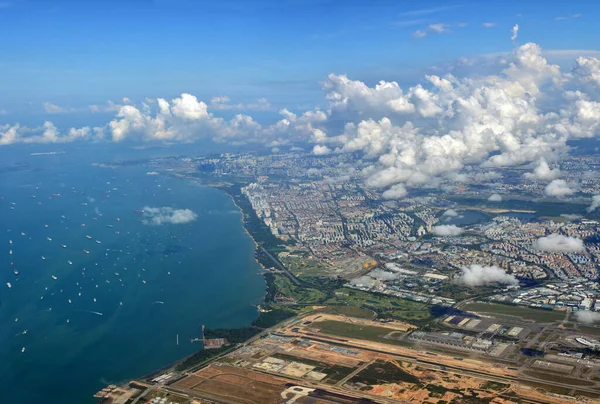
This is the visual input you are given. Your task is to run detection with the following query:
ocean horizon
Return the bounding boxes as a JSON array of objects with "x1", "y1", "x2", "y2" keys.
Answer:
[{"x1": 0, "y1": 144, "x2": 265, "y2": 403}]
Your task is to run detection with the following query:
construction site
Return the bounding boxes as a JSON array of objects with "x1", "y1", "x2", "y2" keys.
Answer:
[{"x1": 99, "y1": 306, "x2": 600, "y2": 404}]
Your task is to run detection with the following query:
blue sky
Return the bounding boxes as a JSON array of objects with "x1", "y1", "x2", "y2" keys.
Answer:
[{"x1": 0, "y1": 0, "x2": 599, "y2": 121}]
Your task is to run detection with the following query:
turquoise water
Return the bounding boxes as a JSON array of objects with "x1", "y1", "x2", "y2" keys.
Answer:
[{"x1": 0, "y1": 145, "x2": 265, "y2": 403}]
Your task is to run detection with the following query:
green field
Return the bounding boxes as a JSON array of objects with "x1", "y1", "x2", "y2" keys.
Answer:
[
  {"x1": 319, "y1": 305, "x2": 377, "y2": 319},
  {"x1": 280, "y1": 254, "x2": 328, "y2": 277},
  {"x1": 313, "y1": 320, "x2": 405, "y2": 343},
  {"x1": 326, "y1": 288, "x2": 431, "y2": 321},
  {"x1": 462, "y1": 303, "x2": 566, "y2": 323}
]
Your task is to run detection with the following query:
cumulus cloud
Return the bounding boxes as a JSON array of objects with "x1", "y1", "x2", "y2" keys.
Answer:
[
  {"x1": 545, "y1": 179, "x2": 576, "y2": 197},
  {"x1": 312, "y1": 145, "x2": 331, "y2": 155},
  {"x1": 511, "y1": 24, "x2": 519, "y2": 42},
  {"x1": 523, "y1": 158, "x2": 561, "y2": 181},
  {"x1": 588, "y1": 195, "x2": 600, "y2": 213},
  {"x1": 2, "y1": 38, "x2": 600, "y2": 202},
  {"x1": 382, "y1": 184, "x2": 407, "y2": 199},
  {"x1": 432, "y1": 224, "x2": 464, "y2": 236},
  {"x1": 488, "y1": 193, "x2": 502, "y2": 202},
  {"x1": 368, "y1": 269, "x2": 401, "y2": 281},
  {"x1": 443, "y1": 209, "x2": 458, "y2": 217},
  {"x1": 575, "y1": 311, "x2": 600, "y2": 324},
  {"x1": 141, "y1": 207, "x2": 198, "y2": 225},
  {"x1": 533, "y1": 233, "x2": 585, "y2": 253},
  {"x1": 457, "y1": 264, "x2": 518, "y2": 287}
]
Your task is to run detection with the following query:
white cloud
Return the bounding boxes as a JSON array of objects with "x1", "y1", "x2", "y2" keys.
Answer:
[
  {"x1": 443, "y1": 209, "x2": 458, "y2": 217},
  {"x1": 412, "y1": 29, "x2": 427, "y2": 39},
  {"x1": 482, "y1": 22, "x2": 496, "y2": 28},
  {"x1": 427, "y1": 23, "x2": 449, "y2": 33},
  {"x1": 587, "y1": 195, "x2": 600, "y2": 213},
  {"x1": 523, "y1": 158, "x2": 561, "y2": 181},
  {"x1": 43, "y1": 102, "x2": 72, "y2": 114},
  {"x1": 2, "y1": 39, "x2": 600, "y2": 203},
  {"x1": 457, "y1": 264, "x2": 518, "y2": 287},
  {"x1": 141, "y1": 207, "x2": 197, "y2": 225},
  {"x1": 488, "y1": 193, "x2": 502, "y2": 202},
  {"x1": 312, "y1": 145, "x2": 331, "y2": 155},
  {"x1": 412, "y1": 23, "x2": 450, "y2": 38},
  {"x1": 432, "y1": 224, "x2": 464, "y2": 236},
  {"x1": 368, "y1": 269, "x2": 401, "y2": 281},
  {"x1": 533, "y1": 233, "x2": 585, "y2": 253},
  {"x1": 544, "y1": 179, "x2": 575, "y2": 197},
  {"x1": 575, "y1": 311, "x2": 600, "y2": 324},
  {"x1": 210, "y1": 97, "x2": 272, "y2": 111},
  {"x1": 511, "y1": 24, "x2": 519, "y2": 42},
  {"x1": 382, "y1": 184, "x2": 407, "y2": 199}
]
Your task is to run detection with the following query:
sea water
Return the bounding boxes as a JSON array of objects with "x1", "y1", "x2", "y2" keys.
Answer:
[{"x1": 0, "y1": 144, "x2": 265, "y2": 403}]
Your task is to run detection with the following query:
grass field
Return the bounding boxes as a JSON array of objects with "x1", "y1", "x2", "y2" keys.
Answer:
[
  {"x1": 280, "y1": 254, "x2": 329, "y2": 277},
  {"x1": 462, "y1": 302, "x2": 566, "y2": 323},
  {"x1": 312, "y1": 320, "x2": 403, "y2": 343},
  {"x1": 326, "y1": 288, "x2": 431, "y2": 321},
  {"x1": 319, "y1": 305, "x2": 377, "y2": 319}
]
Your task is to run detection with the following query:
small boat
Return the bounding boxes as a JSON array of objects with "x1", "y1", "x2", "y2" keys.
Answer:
[
  {"x1": 9, "y1": 240, "x2": 12, "y2": 244},
  {"x1": 52, "y1": 193, "x2": 60, "y2": 197},
  {"x1": 68, "y1": 299, "x2": 72, "y2": 304},
  {"x1": 21, "y1": 232, "x2": 26, "y2": 236},
  {"x1": 86, "y1": 235, "x2": 92, "y2": 239},
  {"x1": 61, "y1": 244, "x2": 67, "y2": 248},
  {"x1": 67, "y1": 261, "x2": 73, "y2": 265},
  {"x1": 52, "y1": 275, "x2": 58, "y2": 280},
  {"x1": 47, "y1": 237, "x2": 52, "y2": 241},
  {"x1": 9, "y1": 250, "x2": 12, "y2": 255},
  {"x1": 44, "y1": 224, "x2": 49, "y2": 228},
  {"x1": 41, "y1": 256, "x2": 46, "y2": 260},
  {"x1": 61, "y1": 215, "x2": 66, "y2": 219},
  {"x1": 6, "y1": 282, "x2": 12, "y2": 288},
  {"x1": 14, "y1": 269, "x2": 19, "y2": 275},
  {"x1": 93, "y1": 298, "x2": 97, "y2": 303},
  {"x1": 95, "y1": 240, "x2": 101, "y2": 244},
  {"x1": 106, "y1": 224, "x2": 113, "y2": 228},
  {"x1": 83, "y1": 250, "x2": 90, "y2": 254},
  {"x1": 21, "y1": 347, "x2": 25, "y2": 353}
]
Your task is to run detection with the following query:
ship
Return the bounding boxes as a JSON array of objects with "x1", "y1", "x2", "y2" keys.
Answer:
[{"x1": 52, "y1": 275, "x2": 58, "y2": 280}]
